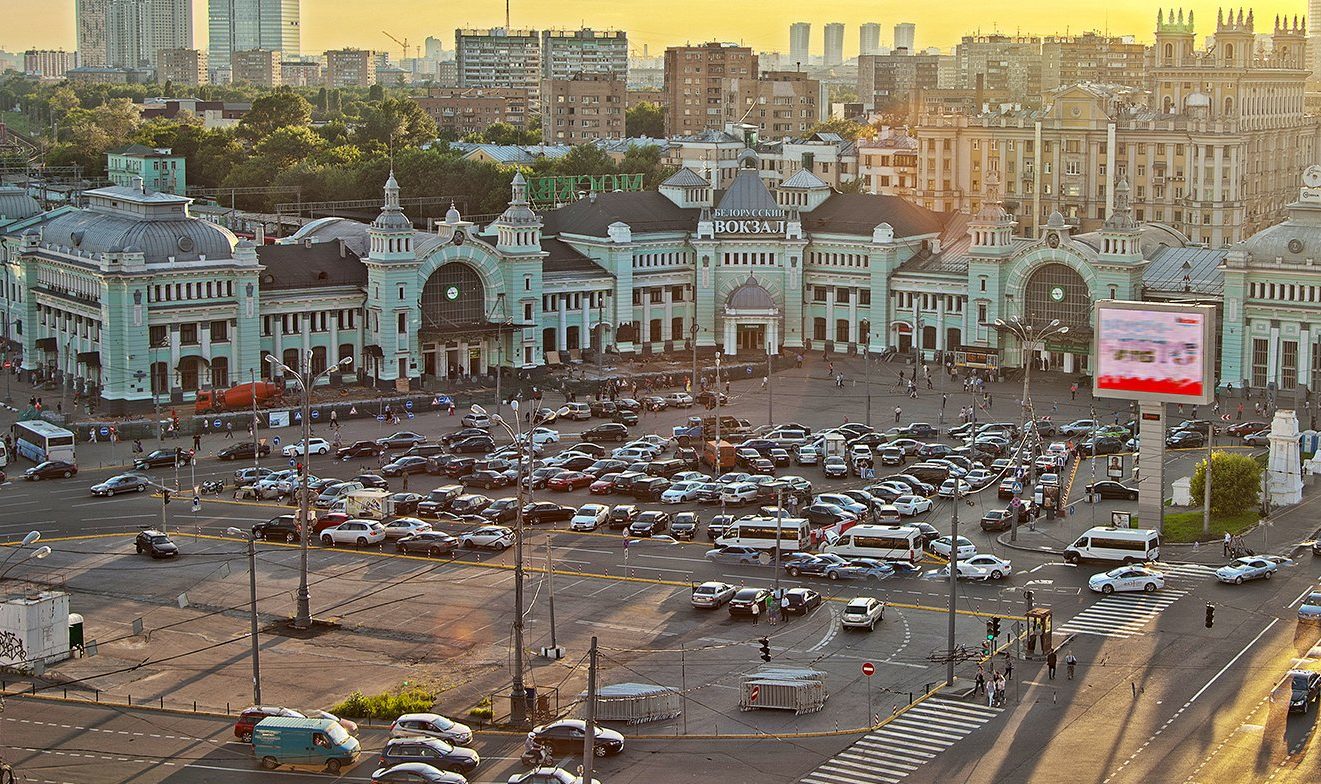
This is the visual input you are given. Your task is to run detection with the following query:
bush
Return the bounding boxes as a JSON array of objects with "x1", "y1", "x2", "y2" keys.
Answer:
[
  {"x1": 468, "y1": 696, "x2": 493, "y2": 721},
  {"x1": 1190, "y1": 450, "x2": 1261, "y2": 516},
  {"x1": 330, "y1": 686, "x2": 435, "y2": 719}
]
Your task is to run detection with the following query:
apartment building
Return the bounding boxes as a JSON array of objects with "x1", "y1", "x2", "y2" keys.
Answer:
[
  {"x1": 541, "y1": 29, "x2": 627, "y2": 80},
  {"x1": 416, "y1": 87, "x2": 532, "y2": 137},
  {"x1": 1040, "y1": 32, "x2": 1147, "y2": 92},
  {"x1": 663, "y1": 42, "x2": 759, "y2": 135},
  {"x1": 324, "y1": 48, "x2": 375, "y2": 87},
  {"x1": 542, "y1": 73, "x2": 626, "y2": 144},
  {"x1": 157, "y1": 47, "x2": 206, "y2": 84},
  {"x1": 455, "y1": 28, "x2": 542, "y2": 99},
  {"x1": 232, "y1": 48, "x2": 281, "y2": 87}
]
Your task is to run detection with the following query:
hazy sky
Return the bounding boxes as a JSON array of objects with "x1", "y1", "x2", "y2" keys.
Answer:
[{"x1": 1, "y1": 1, "x2": 1308, "y2": 58}]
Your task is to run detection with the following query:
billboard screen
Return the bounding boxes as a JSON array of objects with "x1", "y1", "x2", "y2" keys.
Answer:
[{"x1": 1092, "y1": 301, "x2": 1216, "y2": 405}]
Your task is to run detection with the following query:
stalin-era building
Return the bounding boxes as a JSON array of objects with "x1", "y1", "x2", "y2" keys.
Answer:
[{"x1": 5, "y1": 143, "x2": 1321, "y2": 414}]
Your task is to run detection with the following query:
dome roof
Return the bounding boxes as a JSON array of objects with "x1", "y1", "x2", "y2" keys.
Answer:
[
  {"x1": 40, "y1": 208, "x2": 237, "y2": 262},
  {"x1": 726, "y1": 275, "x2": 778, "y2": 311},
  {"x1": 372, "y1": 210, "x2": 414, "y2": 231},
  {"x1": 1236, "y1": 215, "x2": 1321, "y2": 260},
  {"x1": 1046, "y1": 211, "x2": 1066, "y2": 229},
  {"x1": 445, "y1": 201, "x2": 462, "y2": 223},
  {"x1": 0, "y1": 186, "x2": 40, "y2": 221}
]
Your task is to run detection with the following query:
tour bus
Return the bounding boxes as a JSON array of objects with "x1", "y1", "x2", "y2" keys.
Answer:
[
  {"x1": 715, "y1": 516, "x2": 812, "y2": 552},
  {"x1": 1062, "y1": 526, "x2": 1161, "y2": 564},
  {"x1": 825, "y1": 525, "x2": 924, "y2": 563},
  {"x1": 12, "y1": 420, "x2": 73, "y2": 464}
]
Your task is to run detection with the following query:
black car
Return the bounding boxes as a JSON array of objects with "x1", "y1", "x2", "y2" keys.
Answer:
[
  {"x1": 1174, "y1": 419, "x2": 1214, "y2": 435},
  {"x1": 706, "y1": 514, "x2": 733, "y2": 541},
  {"x1": 631, "y1": 476, "x2": 671, "y2": 501},
  {"x1": 24, "y1": 460, "x2": 78, "y2": 480},
  {"x1": 980, "y1": 509, "x2": 1011, "y2": 532},
  {"x1": 135, "y1": 529, "x2": 179, "y2": 558},
  {"x1": 450, "y1": 435, "x2": 496, "y2": 454},
  {"x1": 628, "y1": 510, "x2": 670, "y2": 537},
  {"x1": 448, "y1": 494, "x2": 493, "y2": 515},
  {"x1": 589, "y1": 400, "x2": 617, "y2": 417},
  {"x1": 252, "y1": 515, "x2": 301, "y2": 542},
  {"x1": 441, "y1": 428, "x2": 489, "y2": 446},
  {"x1": 728, "y1": 587, "x2": 770, "y2": 617},
  {"x1": 90, "y1": 473, "x2": 149, "y2": 496},
  {"x1": 1167, "y1": 430, "x2": 1206, "y2": 448},
  {"x1": 1085, "y1": 481, "x2": 1139, "y2": 501},
  {"x1": 218, "y1": 441, "x2": 271, "y2": 460},
  {"x1": 336, "y1": 440, "x2": 383, "y2": 460},
  {"x1": 891, "y1": 474, "x2": 936, "y2": 496},
  {"x1": 527, "y1": 719, "x2": 624, "y2": 757},
  {"x1": 907, "y1": 423, "x2": 940, "y2": 439},
  {"x1": 465, "y1": 470, "x2": 511, "y2": 490},
  {"x1": 608, "y1": 504, "x2": 640, "y2": 529},
  {"x1": 395, "y1": 531, "x2": 460, "y2": 557},
  {"x1": 376, "y1": 432, "x2": 428, "y2": 450},
  {"x1": 133, "y1": 449, "x2": 190, "y2": 470},
  {"x1": 522, "y1": 502, "x2": 576, "y2": 525},
  {"x1": 613, "y1": 409, "x2": 640, "y2": 426},
  {"x1": 1289, "y1": 670, "x2": 1321, "y2": 713},
  {"x1": 1080, "y1": 436, "x2": 1125, "y2": 456},
  {"x1": 444, "y1": 457, "x2": 478, "y2": 478},
  {"x1": 581, "y1": 423, "x2": 630, "y2": 443},
  {"x1": 783, "y1": 587, "x2": 822, "y2": 615},
  {"x1": 403, "y1": 444, "x2": 447, "y2": 459},
  {"x1": 555, "y1": 455, "x2": 597, "y2": 473},
  {"x1": 917, "y1": 443, "x2": 954, "y2": 459},
  {"x1": 481, "y1": 498, "x2": 520, "y2": 523},
  {"x1": 382, "y1": 456, "x2": 431, "y2": 477},
  {"x1": 378, "y1": 737, "x2": 478, "y2": 773},
  {"x1": 671, "y1": 511, "x2": 701, "y2": 540},
  {"x1": 390, "y1": 492, "x2": 423, "y2": 515},
  {"x1": 417, "y1": 485, "x2": 464, "y2": 516},
  {"x1": 353, "y1": 473, "x2": 390, "y2": 489}
]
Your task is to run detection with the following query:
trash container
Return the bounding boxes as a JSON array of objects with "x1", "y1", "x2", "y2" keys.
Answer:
[{"x1": 68, "y1": 613, "x2": 84, "y2": 652}]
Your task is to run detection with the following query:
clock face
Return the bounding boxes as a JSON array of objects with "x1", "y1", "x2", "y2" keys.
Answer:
[
  {"x1": 445, "y1": 285, "x2": 460, "y2": 301},
  {"x1": 1050, "y1": 286, "x2": 1066, "y2": 302},
  {"x1": 1305, "y1": 165, "x2": 1321, "y2": 188}
]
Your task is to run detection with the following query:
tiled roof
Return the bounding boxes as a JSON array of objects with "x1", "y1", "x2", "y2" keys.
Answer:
[
  {"x1": 1144, "y1": 246, "x2": 1226, "y2": 295},
  {"x1": 541, "y1": 192, "x2": 700, "y2": 237},
  {"x1": 804, "y1": 193, "x2": 946, "y2": 238},
  {"x1": 542, "y1": 237, "x2": 612, "y2": 277},
  {"x1": 256, "y1": 241, "x2": 366, "y2": 290}
]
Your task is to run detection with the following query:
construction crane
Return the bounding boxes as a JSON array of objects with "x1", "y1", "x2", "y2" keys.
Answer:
[{"x1": 382, "y1": 31, "x2": 416, "y2": 63}]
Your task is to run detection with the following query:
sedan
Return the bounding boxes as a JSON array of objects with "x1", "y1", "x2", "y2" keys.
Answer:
[
  {"x1": 465, "y1": 470, "x2": 512, "y2": 490},
  {"x1": 671, "y1": 511, "x2": 701, "y2": 540},
  {"x1": 569, "y1": 504, "x2": 609, "y2": 531},
  {"x1": 522, "y1": 502, "x2": 576, "y2": 525},
  {"x1": 822, "y1": 456, "x2": 848, "y2": 478},
  {"x1": 218, "y1": 441, "x2": 271, "y2": 460},
  {"x1": 382, "y1": 456, "x2": 431, "y2": 477},
  {"x1": 372, "y1": 763, "x2": 467, "y2": 783},
  {"x1": 396, "y1": 531, "x2": 461, "y2": 557},
  {"x1": 728, "y1": 587, "x2": 771, "y2": 617},
  {"x1": 526, "y1": 719, "x2": 624, "y2": 757},
  {"x1": 134, "y1": 449, "x2": 191, "y2": 470},
  {"x1": 660, "y1": 480, "x2": 704, "y2": 503},
  {"x1": 980, "y1": 509, "x2": 1011, "y2": 532},
  {"x1": 450, "y1": 435, "x2": 496, "y2": 454},
  {"x1": 1086, "y1": 481, "x2": 1139, "y2": 501},
  {"x1": 90, "y1": 473, "x2": 149, "y2": 496},
  {"x1": 1215, "y1": 556, "x2": 1278, "y2": 584},
  {"x1": 782, "y1": 587, "x2": 822, "y2": 615},
  {"x1": 459, "y1": 525, "x2": 515, "y2": 550},
  {"x1": 627, "y1": 510, "x2": 670, "y2": 537},
  {"x1": 843, "y1": 559, "x2": 896, "y2": 580},
  {"x1": 784, "y1": 553, "x2": 853, "y2": 579},
  {"x1": 336, "y1": 440, "x2": 383, "y2": 460},
  {"x1": 1059, "y1": 419, "x2": 1098, "y2": 437},
  {"x1": 1243, "y1": 430, "x2": 1272, "y2": 447},
  {"x1": 378, "y1": 737, "x2": 479, "y2": 774},
  {"x1": 381, "y1": 518, "x2": 433, "y2": 540},
  {"x1": 282, "y1": 438, "x2": 331, "y2": 457},
  {"x1": 951, "y1": 554, "x2": 1013, "y2": 580},
  {"x1": 1289, "y1": 670, "x2": 1321, "y2": 713},
  {"x1": 937, "y1": 478, "x2": 972, "y2": 498},
  {"x1": 1088, "y1": 566, "x2": 1165, "y2": 594},
  {"x1": 1167, "y1": 430, "x2": 1206, "y2": 449},
  {"x1": 691, "y1": 581, "x2": 737, "y2": 608},
  {"x1": 705, "y1": 546, "x2": 763, "y2": 565},
  {"x1": 930, "y1": 536, "x2": 976, "y2": 560},
  {"x1": 24, "y1": 460, "x2": 77, "y2": 480},
  {"x1": 546, "y1": 471, "x2": 594, "y2": 492},
  {"x1": 354, "y1": 473, "x2": 391, "y2": 490},
  {"x1": 321, "y1": 520, "x2": 386, "y2": 547}
]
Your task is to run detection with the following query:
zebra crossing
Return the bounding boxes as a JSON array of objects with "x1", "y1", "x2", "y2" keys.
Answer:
[
  {"x1": 800, "y1": 696, "x2": 1002, "y2": 784},
  {"x1": 1055, "y1": 562, "x2": 1218, "y2": 639}
]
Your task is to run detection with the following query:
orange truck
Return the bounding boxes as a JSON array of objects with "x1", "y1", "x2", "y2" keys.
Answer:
[
  {"x1": 194, "y1": 381, "x2": 284, "y2": 413},
  {"x1": 702, "y1": 439, "x2": 736, "y2": 471}
]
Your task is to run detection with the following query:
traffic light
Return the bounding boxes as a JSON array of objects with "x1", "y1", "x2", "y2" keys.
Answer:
[
  {"x1": 758, "y1": 636, "x2": 771, "y2": 663},
  {"x1": 296, "y1": 462, "x2": 305, "y2": 476},
  {"x1": 162, "y1": 489, "x2": 171, "y2": 505},
  {"x1": 1205, "y1": 603, "x2": 1215, "y2": 628},
  {"x1": 992, "y1": 617, "x2": 1001, "y2": 638}
]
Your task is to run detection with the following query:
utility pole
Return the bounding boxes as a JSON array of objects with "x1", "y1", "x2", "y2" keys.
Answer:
[
  {"x1": 250, "y1": 369, "x2": 260, "y2": 473},
  {"x1": 245, "y1": 532, "x2": 262, "y2": 703},
  {"x1": 544, "y1": 516, "x2": 560, "y2": 657},
  {"x1": 947, "y1": 478, "x2": 959, "y2": 687},
  {"x1": 1202, "y1": 431, "x2": 1214, "y2": 536},
  {"x1": 582, "y1": 635, "x2": 599, "y2": 783},
  {"x1": 864, "y1": 338, "x2": 872, "y2": 428},
  {"x1": 295, "y1": 350, "x2": 312, "y2": 629},
  {"x1": 766, "y1": 342, "x2": 773, "y2": 426}
]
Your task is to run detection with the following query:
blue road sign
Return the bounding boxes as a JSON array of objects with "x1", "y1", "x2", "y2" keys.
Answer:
[{"x1": 405, "y1": 400, "x2": 414, "y2": 410}]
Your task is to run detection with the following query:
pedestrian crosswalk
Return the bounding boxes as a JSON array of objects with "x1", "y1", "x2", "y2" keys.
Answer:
[
  {"x1": 800, "y1": 697, "x2": 1002, "y2": 784},
  {"x1": 1055, "y1": 562, "x2": 1217, "y2": 639}
]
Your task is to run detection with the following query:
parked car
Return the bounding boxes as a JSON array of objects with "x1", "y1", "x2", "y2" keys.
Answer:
[
  {"x1": 569, "y1": 504, "x2": 609, "y2": 532},
  {"x1": 371, "y1": 763, "x2": 467, "y2": 783},
  {"x1": 690, "y1": 581, "x2": 737, "y2": 608},
  {"x1": 392, "y1": 531, "x2": 458, "y2": 557},
  {"x1": 728, "y1": 587, "x2": 771, "y2": 618},
  {"x1": 380, "y1": 518, "x2": 432, "y2": 540},
  {"x1": 417, "y1": 486, "x2": 464, "y2": 516},
  {"x1": 705, "y1": 546, "x2": 763, "y2": 565},
  {"x1": 321, "y1": 520, "x2": 386, "y2": 547},
  {"x1": 234, "y1": 706, "x2": 305, "y2": 742},
  {"x1": 522, "y1": 502, "x2": 576, "y2": 525},
  {"x1": 389, "y1": 713, "x2": 473, "y2": 745},
  {"x1": 627, "y1": 510, "x2": 670, "y2": 537},
  {"x1": 218, "y1": 441, "x2": 272, "y2": 460},
  {"x1": 459, "y1": 526, "x2": 515, "y2": 551},
  {"x1": 782, "y1": 587, "x2": 823, "y2": 615},
  {"x1": 822, "y1": 456, "x2": 848, "y2": 478},
  {"x1": 252, "y1": 515, "x2": 302, "y2": 543},
  {"x1": 382, "y1": 456, "x2": 431, "y2": 477},
  {"x1": 670, "y1": 511, "x2": 701, "y2": 540}
]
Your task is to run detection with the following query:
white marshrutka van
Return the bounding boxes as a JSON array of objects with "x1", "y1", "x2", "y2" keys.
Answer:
[{"x1": 1063, "y1": 526, "x2": 1161, "y2": 564}]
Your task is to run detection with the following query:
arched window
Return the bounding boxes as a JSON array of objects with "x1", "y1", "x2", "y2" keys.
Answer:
[
  {"x1": 310, "y1": 346, "x2": 327, "y2": 376},
  {"x1": 1224, "y1": 96, "x2": 1233, "y2": 116},
  {"x1": 282, "y1": 348, "x2": 301, "y2": 374},
  {"x1": 1163, "y1": 42, "x2": 1174, "y2": 61},
  {"x1": 1224, "y1": 43, "x2": 1234, "y2": 62}
]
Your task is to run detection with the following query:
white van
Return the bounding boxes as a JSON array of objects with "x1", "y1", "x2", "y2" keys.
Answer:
[
  {"x1": 825, "y1": 525, "x2": 923, "y2": 563},
  {"x1": 1063, "y1": 526, "x2": 1161, "y2": 564},
  {"x1": 715, "y1": 517, "x2": 811, "y2": 551},
  {"x1": 720, "y1": 482, "x2": 760, "y2": 506}
]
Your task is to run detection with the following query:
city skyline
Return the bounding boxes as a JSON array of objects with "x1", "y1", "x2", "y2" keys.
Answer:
[{"x1": 2, "y1": 0, "x2": 1311, "y2": 60}]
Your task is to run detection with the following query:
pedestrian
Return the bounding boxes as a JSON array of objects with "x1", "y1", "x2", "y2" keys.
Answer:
[
  {"x1": 750, "y1": 601, "x2": 760, "y2": 625},
  {"x1": 225, "y1": 421, "x2": 234, "y2": 439},
  {"x1": 993, "y1": 672, "x2": 1007, "y2": 706},
  {"x1": 766, "y1": 593, "x2": 778, "y2": 626},
  {"x1": 974, "y1": 666, "x2": 986, "y2": 696},
  {"x1": 402, "y1": 473, "x2": 409, "y2": 491},
  {"x1": 192, "y1": 433, "x2": 201, "y2": 451},
  {"x1": 761, "y1": 376, "x2": 768, "y2": 390},
  {"x1": 1223, "y1": 530, "x2": 1232, "y2": 557},
  {"x1": 1070, "y1": 382, "x2": 1078, "y2": 401},
  {"x1": 132, "y1": 438, "x2": 143, "y2": 453},
  {"x1": 1065, "y1": 651, "x2": 1078, "y2": 679},
  {"x1": 894, "y1": 405, "x2": 902, "y2": 423},
  {"x1": 1004, "y1": 654, "x2": 1013, "y2": 682},
  {"x1": 1046, "y1": 649, "x2": 1058, "y2": 679},
  {"x1": 780, "y1": 591, "x2": 790, "y2": 622},
  {"x1": 941, "y1": 393, "x2": 948, "y2": 411},
  {"x1": 926, "y1": 375, "x2": 933, "y2": 390},
  {"x1": 827, "y1": 362, "x2": 834, "y2": 378},
  {"x1": 88, "y1": 428, "x2": 97, "y2": 444},
  {"x1": 985, "y1": 675, "x2": 997, "y2": 707}
]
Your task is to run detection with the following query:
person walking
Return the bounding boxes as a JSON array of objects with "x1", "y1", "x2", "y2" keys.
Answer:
[
  {"x1": 225, "y1": 421, "x2": 234, "y2": 439},
  {"x1": 1223, "y1": 531, "x2": 1232, "y2": 557},
  {"x1": 1070, "y1": 382, "x2": 1078, "y2": 401},
  {"x1": 1065, "y1": 651, "x2": 1078, "y2": 680},
  {"x1": 1004, "y1": 653, "x2": 1014, "y2": 682},
  {"x1": 1046, "y1": 649, "x2": 1058, "y2": 679},
  {"x1": 993, "y1": 672, "x2": 1007, "y2": 707},
  {"x1": 985, "y1": 673, "x2": 997, "y2": 707},
  {"x1": 192, "y1": 433, "x2": 201, "y2": 451},
  {"x1": 974, "y1": 666, "x2": 986, "y2": 696},
  {"x1": 894, "y1": 405, "x2": 902, "y2": 423}
]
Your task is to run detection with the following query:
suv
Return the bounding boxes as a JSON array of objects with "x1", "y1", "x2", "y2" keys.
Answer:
[
  {"x1": 252, "y1": 515, "x2": 301, "y2": 542},
  {"x1": 582, "y1": 423, "x2": 630, "y2": 443},
  {"x1": 841, "y1": 597, "x2": 885, "y2": 631},
  {"x1": 135, "y1": 529, "x2": 179, "y2": 558},
  {"x1": 607, "y1": 504, "x2": 641, "y2": 530}
]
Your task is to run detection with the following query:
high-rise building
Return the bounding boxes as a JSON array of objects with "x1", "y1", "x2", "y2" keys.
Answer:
[
  {"x1": 279, "y1": 58, "x2": 320, "y2": 86},
  {"x1": 857, "y1": 51, "x2": 948, "y2": 110},
  {"x1": 955, "y1": 34, "x2": 1042, "y2": 102},
  {"x1": 23, "y1": 50, "x2": 79, "y2": 78},
  {"x1": 207, "y1": 0, "x2": 300, "y2": 71},
  {"x1": 106, "y1": 0, "x2": 193, "y2": 69},
  {"x1": 76, "y1": 0, "x2": 110, "y2": 67},
  {"x1": 543, "y1": 73, "x2": 626, "y2": 143},
  {"x1": 823, "y1": 23, "x2": 844, "y2": 67},
  {"x1": 1040, "y1": 32, "x2": 1147, "y2": 92},
  {"x1": 789, "y1": 22, "x2": 810, "y2": 67},
  {"x1": 416, "y1": 87, "x2": 532, "y2": 137},
  {"x1": 232, "y1": 48, "x2": 281, "y2": 86},
  {"x1": 663, "y1": 42, "x2": 758, "y2": 135},
  {"x1": 541, "y1": 29, "x2": 627, "y2": 80},
  {"x1": 455, "y1": 28, "x2": 542, "y2": 100},
  {"x1": 324, "y1": 48, "x2": 376, "y2": 87},
  {"x1": 894, "y1": 22, "x2": 916, "y2": 51},
  {"x1": 157, "y1": 47, "x2": 206, "y2": 83},
  {"x1": 860, "y1": 23, "x2": 881, "y2": 57}
]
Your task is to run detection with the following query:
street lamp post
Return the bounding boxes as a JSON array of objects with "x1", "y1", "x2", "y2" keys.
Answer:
[
  {"x1": 0, "y1": 532, "x2": 51, "y2": 581},
  {"x1": 265, "y1": 352, "x2": 352, "y2": 629},
  {"x1": 993, "y1": 316, "x2": 1069, "y2": 542},
  {"x1": 152, "y1": 337, "x2": 170, "y2": 441},
  {"x1": 225, "y1": 527, "x2": 262, "y2": 704}
]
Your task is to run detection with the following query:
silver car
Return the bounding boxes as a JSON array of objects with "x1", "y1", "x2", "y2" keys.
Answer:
[
  {"x1": 1215, "y1": 556, "x2": 1277, "y2": 584},
  {"x1": 1299, "y1": 591, "x2": 1321, "y2": 624},
  {"x1": 690, "y1": 581, "x2": 736, "y2": 608}
]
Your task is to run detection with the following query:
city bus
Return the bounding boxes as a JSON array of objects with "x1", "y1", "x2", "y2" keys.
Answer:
[
  {"x1": 825, "y1": 525, "x2": 924, "y2": 563},
  {"x1": 715, "y1": 516, "x2": 811, "y2": 552},
  {"x1": 12, "y1": 420, "x2": 74, "y2": 464}
]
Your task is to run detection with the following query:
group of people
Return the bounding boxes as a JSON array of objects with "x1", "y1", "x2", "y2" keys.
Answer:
[
  {"x1": 976, "y1": 649, "x2": 1078, "y2": 706},
  {"x1": 748, "y1": 589, "x2": 794, "y2": 626}
]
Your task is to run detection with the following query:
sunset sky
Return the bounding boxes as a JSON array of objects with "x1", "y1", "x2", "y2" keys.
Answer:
[{"x1": 1, "y1": 1, "x2": 1309, "y2": 59}]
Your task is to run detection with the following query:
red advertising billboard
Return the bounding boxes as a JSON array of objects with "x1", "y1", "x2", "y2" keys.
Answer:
[{"x1": 1091, "y1": 301, "x2": 1216, "y2": 405}]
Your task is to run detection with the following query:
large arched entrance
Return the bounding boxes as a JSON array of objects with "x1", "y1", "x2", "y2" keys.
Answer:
[
  {"x1": 420, "y1": 262, "x2": 492, "y2": 379},
  {"x1": 1020, "y1": 262, "x2": 1093, "y2": 372}
]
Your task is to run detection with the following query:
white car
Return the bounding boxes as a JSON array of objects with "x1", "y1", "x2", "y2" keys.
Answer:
[
  {"x1": 815, "y1": 494, "x2": 868, "y2": 517},
  {"x1": 964, "y1": 468, "x2": 995, "y2": 488},
  {"x1": 930, "y1": 535, "x2": 976, "y2": 560},
  {"x1": 1215, "y1": 556, "x2": 1279, "y2": 584},
  {"x1": 611, "y1": 447, "x2": 653, "y2": 462},
  {"x1": 1059, "y1": 419, "x2": 1098, "y2": 437},
  {"x1": 840, "y1": 597, "x2": 886, "y2": 631},
  {"x1": 569, "y1": 504, "x2": 609, "y2": 531},
  {"x1": 320, "y1": 519, "x2": 386, "y2": 546},
  {"x1": 1088, "y1": 566, "x2": 1166, "y2": 594},
  {"x1": 938, "y1": 478, "x2": 972, "y2": 498},
  {"x1": 282, "y1": 437, "x2": 331, "y2": 457},
  {"x1": 672, "y1": 471, "x2": 711, "y2": 483},
  {"x1": 822, "y1": 456, "x2": 848, "y2": 478},
  {"x1": 459, "y1": 525, "x2": 515, "y2": 550},
  {"x1": 661, "y1": 481, "x2": 704, "y2": 504},
  {"x1": 893, "y1": 495, "x2": 933, "y2": 516},
  {"x1": 523, "y1": 427, "x2": 561, "y2": 446},
  {"x1": 633, "y1": 434, "x2": 672, "y2": 452},
  {"x1": 380, "y1": 517, "x2": 432, "y2": 540},
  {"x1": 389, "y1": 712, "x2": 473, "y2": 745},
  {"x1": 952, "y1": 554, "x2": 1013, "y2": 580},
  {"x1": 796, "y1": 445, "x2": 820, "y2": 465},
  {"x1": 461, "y1": 413, "x2": 491, "y2": 429},
  {"x1": 691, "y1": 581, "x2": 737, "y2": 608},
  {"x1": 664, "y1": 392, "x2": 694, "y2": 408}
]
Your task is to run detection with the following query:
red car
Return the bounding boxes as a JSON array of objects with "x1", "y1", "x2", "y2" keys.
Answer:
[
  {"x1": 589, "y1": 473, "x2": 622, "y2": 495},
  {"x1": 234, "y1": 706, "x2": 304, "y2": 742},
  {"x1": 547, "y1": 471, "x2": 594, "y2": 492},
  {"x1": 314, "y1": 513, "x2": 349, "y2": 534}
]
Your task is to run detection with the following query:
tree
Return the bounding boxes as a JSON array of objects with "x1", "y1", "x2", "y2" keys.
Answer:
[
  {"x1": 805, "y1": 117, "x2": 873, "y2": 141},
  {"x1": 251, "y1": 125, "x2": 327, "y2": 169},
  {"x1": 355, "y1": 96, "x2": 438, "y2": 148},
  {"x1": 837, "y1": 177, "x2": 868, "y2": 194},
  {"x1": 625, "y1": 101, "x2": 665, "y2": 138},
  {"x1": 238, "y1": 88, "x2": 313, "y2": 141},
  {"x1": 552, "y1": 145, "x2": 618, "y2": 177},
  {"x1": 1190, "y1": 451, "x2": 1262, "y2": 516}
]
